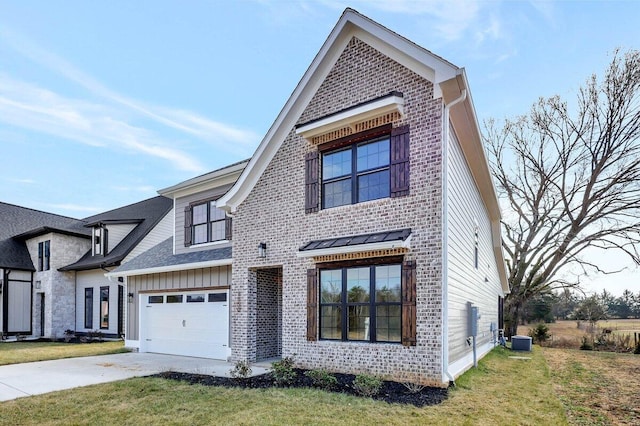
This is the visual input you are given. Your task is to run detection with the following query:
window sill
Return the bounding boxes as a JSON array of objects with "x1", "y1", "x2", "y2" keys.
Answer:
[{"x1": 189, "y1": 240, "x2": 230, "y2": 249}]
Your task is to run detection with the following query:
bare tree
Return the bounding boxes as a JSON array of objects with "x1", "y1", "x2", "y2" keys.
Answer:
[{"x1": 484, "y1": 49, "x2": 640, "y2": 337}]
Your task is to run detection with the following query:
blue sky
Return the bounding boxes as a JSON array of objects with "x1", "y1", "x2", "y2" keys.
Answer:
[{"x1": 1, "y1": 0, "x2": 639, "y2": 295}]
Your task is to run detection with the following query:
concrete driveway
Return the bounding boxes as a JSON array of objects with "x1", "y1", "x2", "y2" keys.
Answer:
[{"x1": 0, "y1": 352, "x2": 270, "y2": 402}]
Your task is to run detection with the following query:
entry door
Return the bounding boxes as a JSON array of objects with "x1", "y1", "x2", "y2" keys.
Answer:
[{"x1": 40, "y1": 294, "x2": 45, "y2": 337}]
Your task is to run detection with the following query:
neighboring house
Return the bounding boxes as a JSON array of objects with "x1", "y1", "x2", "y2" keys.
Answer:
[
  {"x1": 0, "y1": 196, "x2": 172, "y2": 339},
  {"x1": 110, "y1": 9, "x2": 508, "y2": 386},
  {"x1": 0, "y1": 203, "x2": 88, "y2": 338},
  {"x1": 107, "y1": 161, "x2": 247, "y2": 358}
]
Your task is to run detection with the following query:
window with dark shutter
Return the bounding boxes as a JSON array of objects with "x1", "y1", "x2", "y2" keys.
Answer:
[
  {"x1": 184, "y1": 205, "x2": 192, "y2": 247},
  {"x1": 225, "y1": 216, "x2": 233, "y2": 241},
  {"x1": 307, "y1": 268, "x2": 318, "y2": 341},
  {"x1": 401, "y1": 260, "x2": 417, "y2": 346},
  {"x1": 305, "y1": 151, "x2": 319, "y2": 213},
  {"x1": 390, "y1": 125, "x2": 410, "y2": 197}
]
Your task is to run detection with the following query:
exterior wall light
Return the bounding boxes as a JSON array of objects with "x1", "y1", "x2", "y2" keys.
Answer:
[
  {"x1": 258, "y1": 242, "x2": 267, "y2": 258},
  {"x1": 128, "y1": 292, "x2": 134, "y2": 303}
]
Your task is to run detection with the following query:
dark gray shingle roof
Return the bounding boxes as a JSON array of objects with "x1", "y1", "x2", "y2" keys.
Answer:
[
  {"x1": 112, "y1": 237, "x2": 232, "y2": 275},
  {"x1": 59, "y1": 196, "x2": 173, "y2": 271},
  {"x1": 0, "y1": 202, "x2": 87, "y2": 271}
]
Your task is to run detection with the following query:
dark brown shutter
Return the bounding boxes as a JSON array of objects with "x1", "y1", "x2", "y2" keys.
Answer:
[
  {"x1": 184, "y1": 205, "x2": 192, "y2": 247},
  {"x1": 103, "y1": 228, "x2": 109, "y2": 255},
  {"x1": 401, "y1": 260, "x2": 417, "y2": 346},
  {"x1": 225, "y1": 216, "x2": 233, "y2": 241},
  {"x1": 305, "y1": 151, "x2": 319, "y2": 213},
  {"x1": 307, "y1": 268, "x2": 318, "y2": 341},
  {"x1": 390, "y1": 125, "x2": 410, "y2": 197}
]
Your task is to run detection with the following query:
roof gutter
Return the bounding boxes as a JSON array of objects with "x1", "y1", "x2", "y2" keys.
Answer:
[{"x1": 442, "y1": 86, "x2": 467, "y2": 386}]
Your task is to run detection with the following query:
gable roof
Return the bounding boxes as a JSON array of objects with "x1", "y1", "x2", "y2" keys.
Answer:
[
  {"x1": 0, "y1": 202, "x2": 87, "y2": 271},
  {"x1": 59, "y1": 196, "x2": 173, "y2": 271},
  {"x1": 214, "y1": 8, "x2": 508, "y2": 292},
  {"x1": 216, "y1": 8, "x2": 462, "y2": 213}
]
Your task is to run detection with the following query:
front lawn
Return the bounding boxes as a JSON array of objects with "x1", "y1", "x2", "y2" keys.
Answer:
[
  {"x1": 0, "y1": 340, "x2": 128, "y2": 366},
  {"x1": 0, "y1": 346, "x2": 568, "y2": 425}
]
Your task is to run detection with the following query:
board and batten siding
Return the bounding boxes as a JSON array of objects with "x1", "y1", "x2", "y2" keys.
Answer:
[
  {"x1": 125, "y1": 266, "x2": 231, "y2": 341},
  {"x1": 174, "y1": 185, "x2": 233, "y2": 255},
  {"x1": 446, "y1": 126, "x2": 503, "y2": 371},
  {"x1": 124, "y1": 209, "x2": 173, "y2": 262}
]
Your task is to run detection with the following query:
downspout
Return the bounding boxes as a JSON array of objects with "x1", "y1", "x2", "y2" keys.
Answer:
[{"x1": 442, "y1": 88, "x2": 467, "y2": 386}]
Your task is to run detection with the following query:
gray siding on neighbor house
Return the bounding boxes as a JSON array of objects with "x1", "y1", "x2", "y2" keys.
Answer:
[
  {"x1": 124, "y1": 209, "x2": 173, "y2": 263},
  {"x1": 446, "y1": 126, "x2": 503, "y2": 373},
  {"x1": 174, "y1": 185, "x2": 233, "y2": 255},
  {"x1": 105, "y1": 223, "x2": 137, "y2": 254},
  {"x1": 126, "y1": 266, "x2": 231, "y2": 341}
]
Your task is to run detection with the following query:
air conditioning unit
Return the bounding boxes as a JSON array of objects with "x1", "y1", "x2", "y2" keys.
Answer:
[{"x1": 511, "y1": 335, "x2": 532, "y2": 351}]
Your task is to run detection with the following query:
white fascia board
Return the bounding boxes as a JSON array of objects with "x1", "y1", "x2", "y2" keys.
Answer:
[
  {"x1": 296, "y1": 94, "x2": 404, "y2": 140},
  {"x1": 297, "y1": 234, "x2": 411, "y2": 258},
  {"x1": 104, "y1": 258, "x2": 232, "y2": 278},
  {"x1": 217, "y1": 9, "x2": 459, "y2": 212},
  {"x1": 217, "y1": 20, "x2": 353, "y2": 213},
  {"x1": 158, "y1": 162, "x2": 247, "y2": 198}
]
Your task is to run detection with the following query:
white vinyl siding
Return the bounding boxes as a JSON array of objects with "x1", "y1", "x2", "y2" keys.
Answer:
[
  {"x1": 174, "y1": 184, "x2": 232, "y2": 255},
  {"x1": 446, "y1": 126, "x2": 503, "y2": 367},
  {"x1": 124, "y1": 210, "x2": 174, "y2": 262},
  {"x1": 125, "y1": 265, "x2": 231, "y2": 341},
  {"x1": 75, "y1": 270, "x2": 120, "y2": 335},
  {"x1": 104, "y1": 223, "x2": 137, "y2": 254}
]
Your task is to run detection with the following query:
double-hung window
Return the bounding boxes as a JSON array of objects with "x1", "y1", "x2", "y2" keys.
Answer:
[
  {"x1": 319, "y1": 264, "x2": 402, "y2": 343},
  {"x1": 191, "y1": 201, "x2": 227, "y2": 245},
  {"x1": 322, "y1": 136, "x2": 391, "y2": 209}
]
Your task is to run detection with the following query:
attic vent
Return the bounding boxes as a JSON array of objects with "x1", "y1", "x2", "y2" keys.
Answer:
[
  {"x1": 297, "y1": 92, "x2": 404, "y2": 144},
  {"x1": 310, "y1": 110, "x2": 402, "y2": 145},
  {"x1": 311, "y1": 247, "x2": 409, "y2": 263}
]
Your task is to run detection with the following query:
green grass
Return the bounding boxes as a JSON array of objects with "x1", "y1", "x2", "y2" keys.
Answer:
[
  {"x1": 0, "y1": 340, "x2": 128, "y2": 365},
  {"x1": 0, "y1": 345, "x2": 569, "y2": 425}
]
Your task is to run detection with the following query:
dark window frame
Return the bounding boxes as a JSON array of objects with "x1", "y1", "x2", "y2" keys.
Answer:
[
  {"x1": 100, "y1": 286, "x2": 109, "y2": 330},
  {"x1": 43, "y1": 240, "x2": 50, "y2": 271},
  {"x1": 84, "y1": 288, "x2": 93, "y2": 329},
  {"x1": 321, "y1": 134, "x2": 391, "y2": 209},
  {"x1": 318, "y1": 261, "x2": 402, "y2": 344},
  {"x1": 189, "y1": 200, "x2": 228, "y2": 245}
]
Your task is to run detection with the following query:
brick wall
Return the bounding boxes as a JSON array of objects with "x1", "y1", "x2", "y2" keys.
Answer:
[
  {"x1": 231, "y1": 37, "x2": 445, "y2": 385},
  {"x1": 255, "y1": 268, "x2": 282, "y2": 360}
]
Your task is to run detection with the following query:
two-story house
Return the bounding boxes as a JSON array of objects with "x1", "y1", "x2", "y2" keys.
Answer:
[
  {"x1": 0, "y1": 196, "x2": 172, "y2": 339},
  {"x1": 111, "y1": 9, "x2": 508, "y2": 386}
]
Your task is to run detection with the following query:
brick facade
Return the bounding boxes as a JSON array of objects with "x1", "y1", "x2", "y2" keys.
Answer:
[
  {"x1": 231, "y1": 37, "x2": 445, "y2": 385},
  {"x1": 27, "y1": 233, "x2": 90, "y2": 338}
]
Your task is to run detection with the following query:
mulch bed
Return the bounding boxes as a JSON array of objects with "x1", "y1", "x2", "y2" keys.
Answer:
[{"x1": 153, "y1": 368, "x2": 448, "y2": 407}]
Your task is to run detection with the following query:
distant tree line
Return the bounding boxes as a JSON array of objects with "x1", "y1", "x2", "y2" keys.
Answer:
[{"x1": 520, "y1": 289, "x2": 640, "y2": 324}]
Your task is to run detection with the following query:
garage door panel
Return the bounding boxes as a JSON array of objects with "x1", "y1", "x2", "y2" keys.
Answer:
[{"x1": 141, "y1": 290, "x2": 230, "y2": 359}]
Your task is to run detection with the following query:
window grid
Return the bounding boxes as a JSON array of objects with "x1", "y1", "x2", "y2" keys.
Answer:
[
  {"x1": 319, "y1": 264, "x2": 401, "y2": 343},
  {"x1": 322, "y1": 136, "x2": 390, "y2": 209},
  {"x1": 192, "y1": 201, "x2": 226, "y2": 245}
]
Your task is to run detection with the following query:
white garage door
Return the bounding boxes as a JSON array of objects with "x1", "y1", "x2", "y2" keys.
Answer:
[{"x1": 140, "y1": 290, "x2": 230, "y2": 359}]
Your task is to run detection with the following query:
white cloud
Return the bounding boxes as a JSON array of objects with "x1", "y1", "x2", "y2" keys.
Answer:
[
  {"x1": 0, "y1": 26, "x2": 260, "y2": 165},
  {"x1": 110, "y1": 185, "x2": 157, "y2": 193},
  {"x1": 0, "y1": 75, "x2": 204, "y2": 172}
]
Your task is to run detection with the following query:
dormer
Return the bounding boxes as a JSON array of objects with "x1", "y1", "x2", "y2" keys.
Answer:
[{"x1": 92, "y1": 226, "x2": 108, "y2": 256}]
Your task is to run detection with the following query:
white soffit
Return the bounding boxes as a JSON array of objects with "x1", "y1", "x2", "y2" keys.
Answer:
[
  {"x1": 297, "y1": 234, "x2": 412, "y2": 258},
  {"x1": 295, "y1": 93, "x2": 404, "y2": 140}
]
